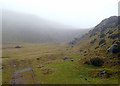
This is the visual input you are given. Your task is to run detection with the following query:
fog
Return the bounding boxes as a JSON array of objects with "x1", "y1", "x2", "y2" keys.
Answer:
[
  {"x1": 2, "y1": 10, "x2": 89, "y2": 43},
  {"x1": 1, "y1": 0, "x2": 119, "y2": 28},
  {"x1": 1, "y1": 0, "x2": 119, "y2": 43}
]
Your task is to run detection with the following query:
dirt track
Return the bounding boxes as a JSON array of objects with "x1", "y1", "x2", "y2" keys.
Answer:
[
  {"x1": 9, "y1": 60, "x2": 37, "y2": 84},
  {"x1": 9, "y1": 60, "x2": 26, "y2": 84},
  {"x1": 10, "y1": 72, "x2": 25, "y2": 84}
]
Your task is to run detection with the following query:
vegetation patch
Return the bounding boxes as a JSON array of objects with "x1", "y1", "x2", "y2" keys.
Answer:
[{"x1": 90, "y1": 57, "x2": 104, "y2": 66}]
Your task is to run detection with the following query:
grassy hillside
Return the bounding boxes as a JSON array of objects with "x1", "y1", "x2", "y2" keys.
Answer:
[{"x1": 68, "y1": 16, "x2": 120, "y2": 81}]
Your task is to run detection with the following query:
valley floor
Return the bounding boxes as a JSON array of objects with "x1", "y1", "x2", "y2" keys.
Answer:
[{"x1": 1, "y1": 43, "x2": 119, "y2": 84}]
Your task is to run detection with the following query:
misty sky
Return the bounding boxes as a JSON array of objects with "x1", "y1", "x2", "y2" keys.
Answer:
[{"x1": 1, "y1": 0, "x2": 119, "y2": 28}]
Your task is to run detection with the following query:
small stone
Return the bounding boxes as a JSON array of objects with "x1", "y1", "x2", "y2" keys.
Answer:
[
  {"x1": 71, "y1": 59, "x2": 74, "y2": 62},
  {"x1": 63, "y1": 57, "x2": 67, "y2": 60},
  {"x1": 98, "y1": 70, "x2": 106, "y2": 77},
  {"x1": 36, "y1": 58, "x2": 40, "y2": 60}
]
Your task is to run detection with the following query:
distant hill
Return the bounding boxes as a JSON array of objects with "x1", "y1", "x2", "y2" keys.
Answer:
[
  {"x1": 69, "y1": 16, "x2": 120, "y2": 68},
  {"x1": 2, "y1": 10, "x2": 89, "y2": 43}
]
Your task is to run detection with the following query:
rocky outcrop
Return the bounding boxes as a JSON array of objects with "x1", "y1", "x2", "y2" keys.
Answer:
[
  {"x1": 107, "y1": 40, "x2": 120, "y2": 53},
  {"x1": 69, "y1": 16, "x2": 119, "y2": 45},
  {"x1": 89, "y1": 16, "x2": 118, "y2": 37}
]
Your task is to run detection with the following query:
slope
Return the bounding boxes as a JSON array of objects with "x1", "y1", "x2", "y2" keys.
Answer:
[{"x1": 68, "y1": 16, "x2": 120, "y2": 79}]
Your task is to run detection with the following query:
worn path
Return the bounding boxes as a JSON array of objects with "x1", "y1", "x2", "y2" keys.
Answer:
[{"x1": 9, "y1": 61, "x2": 36, "y2": 84}]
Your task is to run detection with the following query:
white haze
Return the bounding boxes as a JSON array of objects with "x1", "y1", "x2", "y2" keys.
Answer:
[
  {"x1": 2, "y1": 10, "x2": 90, "y2": 43},
  {"x1": 1, "y1": 0, "x2": 119, "y2": 28}
]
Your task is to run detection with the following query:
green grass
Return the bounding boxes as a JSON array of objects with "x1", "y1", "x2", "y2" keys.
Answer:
[{"x1": 2, "y1": 43, "x2": 119, "y2": 84}]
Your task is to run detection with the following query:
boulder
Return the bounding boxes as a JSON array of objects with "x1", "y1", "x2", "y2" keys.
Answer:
[
  {"x1": 63, "y1": 57, "x2": 67, "y2": 60},
  {"x1": 98, "y1": 70, "x2": 106, "y2": 77},
  {"x1": 70, "y1": 59, "x2": 74, "y2": 62},
  {"x1": 107, "y1": 41, "x2": 120, "y2": 53}
]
